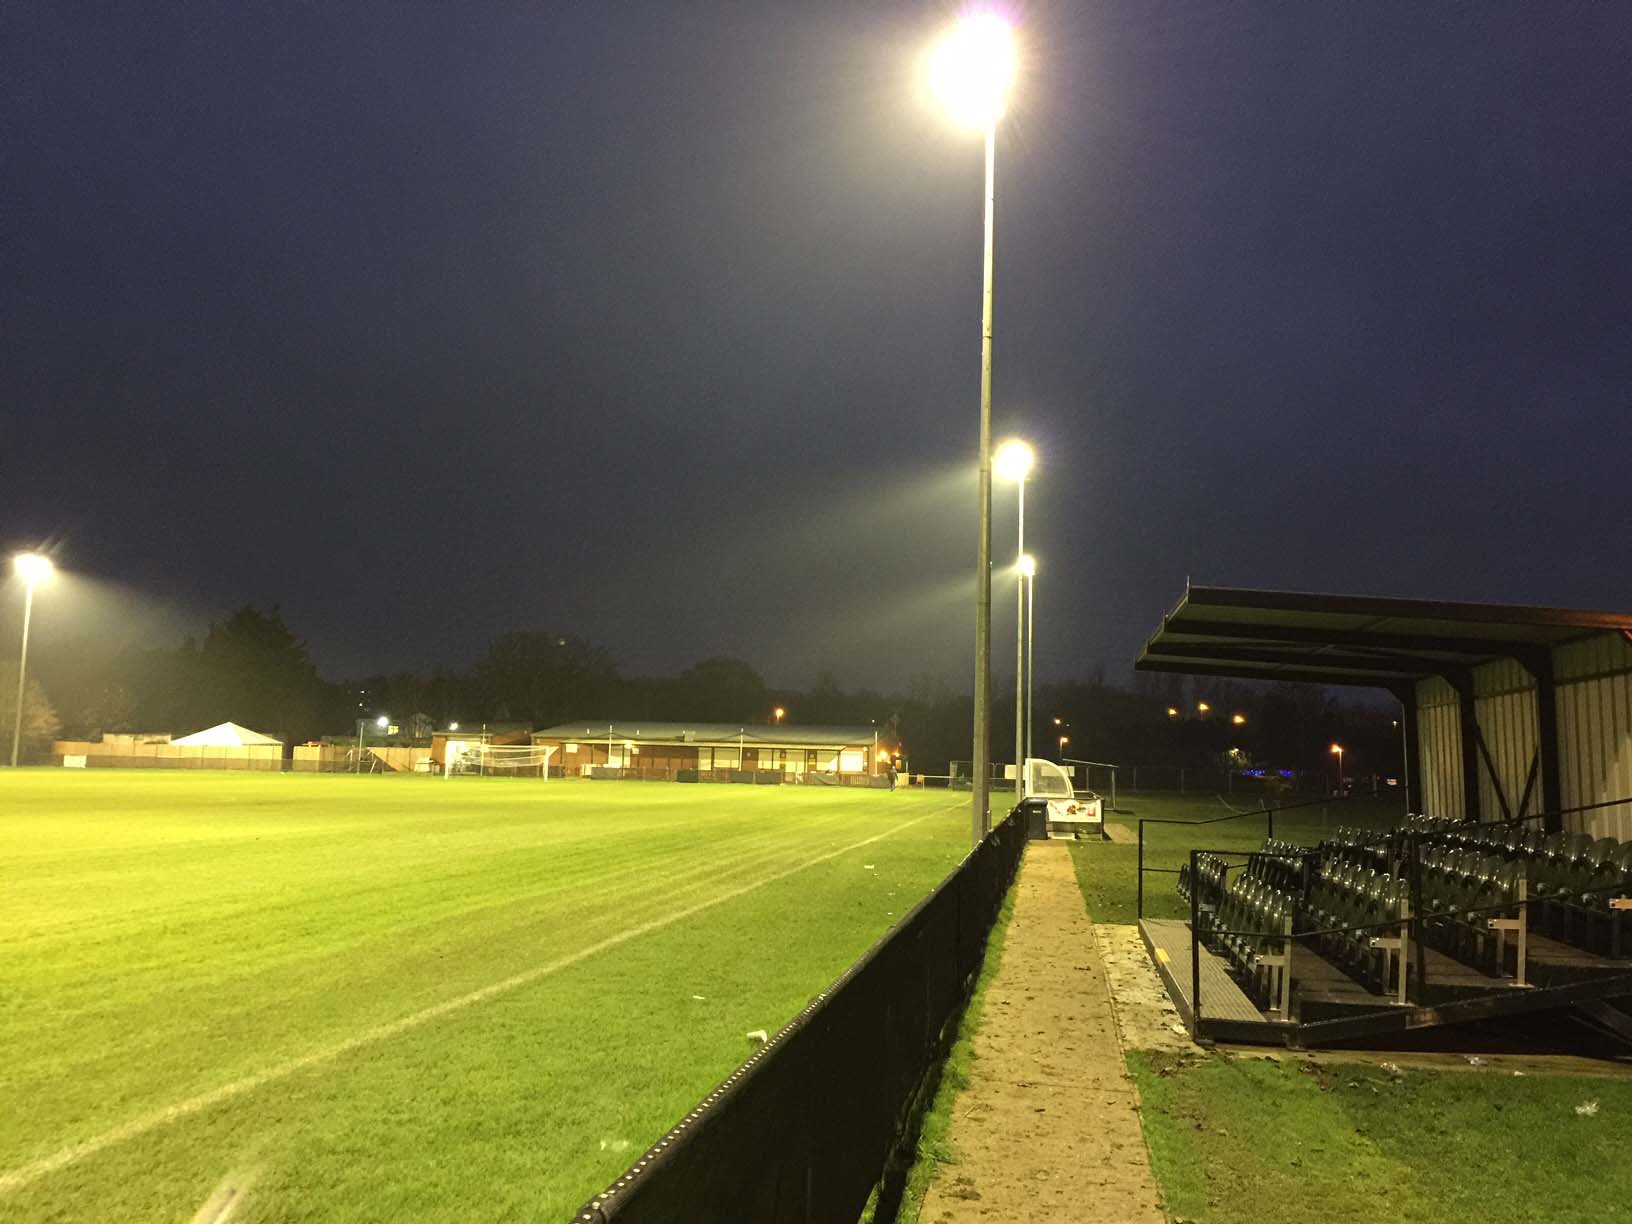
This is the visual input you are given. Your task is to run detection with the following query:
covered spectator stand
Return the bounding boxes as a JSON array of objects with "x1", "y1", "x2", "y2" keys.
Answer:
[{"x1": 1134, "y1": 585, "x2": 1632, "y2": 1048}]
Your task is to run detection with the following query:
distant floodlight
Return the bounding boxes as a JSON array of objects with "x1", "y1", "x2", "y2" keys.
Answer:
[
  {"x1": 1232, "y1": 713, "x2": 1246, "y2": 725},
  {"x1": 376, "y1": 715, "x2": 389, "y2": 729},
  {"x1": 449, "y1": 722, "x2": 460, "y2": 732},
  {"x1": 773, "y1": 707, "x2": 786, "y2": 723},
  {"x1": 928, "y1": 12, "x2": 1018, "y2": 130},
  {"x1": 1166, "y1": 707, "x2": 1179, "y2": 718},
  {"x1": 1330, "y1": 743, "x2": 1343, "y2": 755},
  {"x1": 13, "y1": 553, "x2": 54, "y2": 587},
  {"x1": 993, "y1": 438, "x2": 1035, "y2": 483},
  {"x1": 1017, "y1": 553, "x2": 1036, "y2": 577},
  {"x1": 1197, "y1": 702, "x2": 1211, "y2": 714}
]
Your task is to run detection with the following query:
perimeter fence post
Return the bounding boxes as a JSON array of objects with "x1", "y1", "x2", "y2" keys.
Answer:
[
  {"x1": 1265, "y1": 800, "x2": 1274, "y2": 841},
  {"x1": 1189, "y1": 848, "x2": 1202, "y2": 1030},
  {"x1": 1136, "y1": 820, "x2": 1145, "y2": 919}
]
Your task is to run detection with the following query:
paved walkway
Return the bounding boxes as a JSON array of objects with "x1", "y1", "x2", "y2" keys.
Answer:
[{"x1": 919, "y1": 841, "x2": 1166, "y2": 1223}]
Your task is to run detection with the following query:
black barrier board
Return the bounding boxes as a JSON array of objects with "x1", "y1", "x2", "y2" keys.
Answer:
[{"x1": 568, "y1": 809, "x2": 1026, "y2": 1224}]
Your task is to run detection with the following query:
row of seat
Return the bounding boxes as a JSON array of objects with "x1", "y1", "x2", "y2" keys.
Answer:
[{"x1": 1200, "y1": 874, "x2": 1297, "y2": 1010}]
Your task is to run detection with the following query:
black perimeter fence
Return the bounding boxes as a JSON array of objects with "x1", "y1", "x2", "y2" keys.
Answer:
[{"x1": 569, "y1": 807, "x2": 1028, "y2": 1224}]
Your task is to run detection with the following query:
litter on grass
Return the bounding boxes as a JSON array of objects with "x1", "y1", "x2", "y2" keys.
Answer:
[
  {"x1": 746, "y1": 1029, "x2": 769, "y2": 1044},
  {"x1": 1575, "y1": 1101, "x2": 1600, "y2": 1117}
]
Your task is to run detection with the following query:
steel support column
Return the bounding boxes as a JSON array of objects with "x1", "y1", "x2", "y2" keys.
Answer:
[
  {"x1": 1517, "y1": 648, "x2": 1564, "y2": 832},
  {"x1": 1442, "y1": 668, "x2": 1482, "y2": 823}
]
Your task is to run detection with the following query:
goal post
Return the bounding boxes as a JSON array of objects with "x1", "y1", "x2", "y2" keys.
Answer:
[{"x1": 445, "y1": 743, "x2": 557, "y2": 779}]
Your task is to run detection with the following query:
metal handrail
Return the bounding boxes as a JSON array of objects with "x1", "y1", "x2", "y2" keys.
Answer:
[{"x1": 1137, "y1": 790, "x2": 1381, "y2": 918}]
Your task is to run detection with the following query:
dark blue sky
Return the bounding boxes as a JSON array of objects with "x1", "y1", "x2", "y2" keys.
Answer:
[{"x1": 4, "y1": 3, "x2": 1629, "y2": 690}]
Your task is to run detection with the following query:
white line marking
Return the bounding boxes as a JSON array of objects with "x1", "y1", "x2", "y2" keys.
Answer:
[{"x1": 0, "y1": 803, "x2": 959, "y2": 1194}]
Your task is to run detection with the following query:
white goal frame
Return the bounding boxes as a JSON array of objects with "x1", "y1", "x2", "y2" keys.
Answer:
[{"x1": 444, "y1": 743, "x2": 558, "y2": 779}]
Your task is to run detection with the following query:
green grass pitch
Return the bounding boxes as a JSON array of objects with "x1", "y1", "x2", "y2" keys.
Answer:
[{"x1": 0, "y1": 771, "x2": 973, "y2": 1222}]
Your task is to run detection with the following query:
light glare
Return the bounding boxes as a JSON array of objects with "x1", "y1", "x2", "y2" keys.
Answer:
[
  {"x1": 993, "y1": 438, "x2": 1035, "y2": 483},
  {"x1": 928, "y1": 13, "x2": 1017, "y2": 130},
  {"x1": 13, "y1": 553, "x2": 54, "y2": 586},
  {"x1": 1017, "y1": 553, "x2": 1036, "y2": 577}
]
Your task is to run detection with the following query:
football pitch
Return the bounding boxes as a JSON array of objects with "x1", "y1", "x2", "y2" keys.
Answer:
[{"x1": 0, "y1": 771, "x2": 972, "y2": 1222}]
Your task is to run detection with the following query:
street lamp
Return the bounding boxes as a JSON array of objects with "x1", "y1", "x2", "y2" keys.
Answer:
[
  {"x1": 1058, "y1": 733, "x2": 1069, "y2": 761},
  {"x1": 9, "y1": 552, "x2": 55, "y2": 768},
  {"x1": 1330, "y1": 743, "x2": 1345, "y2": 790},
  {"x1": 929, "y1": 12, "x2": 1017, "y2": 844},
  {"x1": 996, "y1": 440, "x2": 1034, "y2": 798},
  {"x1": 773, "y1": 707, "x2": 786, "y2": 725}
]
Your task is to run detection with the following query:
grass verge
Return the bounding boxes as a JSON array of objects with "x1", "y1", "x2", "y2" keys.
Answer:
[{"x1": 1130, "y1": 1048, "x2": 1632, "y2": 1224}]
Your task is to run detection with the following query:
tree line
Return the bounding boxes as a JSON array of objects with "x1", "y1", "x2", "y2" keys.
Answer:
[{"x1": 18, "y1": 605, "x2": 1404, "y2": 779}]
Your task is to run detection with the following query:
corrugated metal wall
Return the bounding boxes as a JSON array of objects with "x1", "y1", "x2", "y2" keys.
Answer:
[
  {"x1": 1473, "y1": 658, "x2": 1541, "y2": 821},
  {"x1": 1554, "y1": 632, "x2": 1632, "y2": 840},
  {"x1": 1415, "y1": 676, "x2": 1464, "y2": 819}
]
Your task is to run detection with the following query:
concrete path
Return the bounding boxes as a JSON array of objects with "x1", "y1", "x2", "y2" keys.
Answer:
[{"x1": 919, "y1": 841, "x2": 1166, "y2": 1223}]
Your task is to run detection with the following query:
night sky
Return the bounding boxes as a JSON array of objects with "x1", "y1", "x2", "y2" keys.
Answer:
[{"x1": 5, "y1": 4, "x2": 1629, "y2": 692}]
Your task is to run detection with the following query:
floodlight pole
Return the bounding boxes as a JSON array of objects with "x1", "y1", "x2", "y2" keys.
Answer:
[
  {"x1": 1025, "y1": 565, "x2": 1035, "y2": 764},
  {"x1": 1013, "y1": 478, "x2": 1025, "y2": 798},
  {"x1": 9, "y1": 581, "x2": 36, "y2": 768},
  {"x1": 971, "y1": 121, "x2": 997, "y2": 845}
]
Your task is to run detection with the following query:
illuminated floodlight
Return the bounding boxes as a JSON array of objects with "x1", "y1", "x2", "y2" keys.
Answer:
[
  {"x1": 1232, "y1": 713, "x2": 1246, "y2": 725},
  {"x1": 376, "y1": 715, "x2": 389, "y2": 729},
  {"x1": 1166, "y1": 707, "x2": 1179, "y2": 718},
  {"x1": 1330, "y1": 743, "x2": 1343, "y2": 755},
  {"x1": 993, "y1": 438, "x2": 1035, "y2": 484},
  {"x1": 773, "y1": 707, "x2": 786, "y2": 723},
  {"x1": 13, "y1": 553, "x2": 54, "y2": 587},
  {"x1": 1017, "y1": 553, "x2": 1036, "y2": 577},
  {"x1": 1197, "y1": 702, "x2": 1210, "y2": 714},
  {"x1": 927, "y1": 12, "x2": 1017, "y2": 130},
  {"x1": 449, "y1": 722, "x2": 460, "y2": 732}
]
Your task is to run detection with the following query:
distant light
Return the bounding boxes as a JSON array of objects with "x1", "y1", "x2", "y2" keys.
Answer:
[
  {"x1": 1017, "y1": 553, "x2": 1036, "y2": 577},
  {"x1": 1058, "y1": 735, "x2": 1070, "y2": 746},
  {"x1": 773, "y1": 707, "x2": 786, "y2": 722},
  {"x1": 1053, "y1": 717, "x2": 1062, "y2": 726},
  {"x1": 1197, "y1": 702, "x2": 1210, "y2": 714},
  {"x1": 993, "y1": 438, "x2": 1035, "y2": 483},
  {"x1": 376, "y1": 716, "x2": 389, "y2": 729},
  {"x1": 1330, "y1": 743, "x2": 1343, "y2": 755},
  {"x1": 1232, "y1": 713, "x2": 1246, "y2": 725},
  {"x1": 877, "y1": 749, "x2": 891, "y2": 762},
  {"x1": 13, "y1": 553, "x2": 54, "y2": 586},
  {"x1": 449, "y1": 722, "x2": 460, "y2": 732},
  {"x1": 927, "y1": 12, "x2": 1018, "y2": 130},
  {"x1": 1166, "y1": 707, "x2": 1179, "y2": 718}
]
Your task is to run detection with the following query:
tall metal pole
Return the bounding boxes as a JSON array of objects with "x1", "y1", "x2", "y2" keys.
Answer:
[
  {"x1": 971, "y1": 121, "x2": 997, "y2": 844},
  {"x1": 9, "y1": 582, "x2": 36, "y2": 768},
  {"x1": 1012, "y1": 478, "x2": 1025, "y2": 797},
  {"x1": 1025, "y1": 566, "x2": 1035, "y2": 765}
]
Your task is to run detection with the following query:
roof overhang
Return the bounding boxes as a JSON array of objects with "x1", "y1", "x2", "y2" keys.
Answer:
[{"x1": 1135, "y1": 585, "x2": 1632, "y2": 691}]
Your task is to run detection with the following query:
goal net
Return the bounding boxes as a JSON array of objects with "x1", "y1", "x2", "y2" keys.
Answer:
[{"x1": 445, "y1": 743, "x2": 557, "y2": 779}]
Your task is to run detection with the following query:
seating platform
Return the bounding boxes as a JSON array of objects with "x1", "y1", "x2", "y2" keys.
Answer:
[
  {"x1": 1140, "y1": 918, "x2": 1292, "y2": 1043},
  {"x1": 1145, "y1": 816, "x2": 1632, "y2": 1048}
]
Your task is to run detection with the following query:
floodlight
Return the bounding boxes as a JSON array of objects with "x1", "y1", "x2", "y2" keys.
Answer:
[
  {"x1": 1167, "y1": 707, "x2": 1179, "y2": 718},
  {"x1": 1017, "y1": 553, "x2": 1036, "y2": 577},
  {"x1": 449, "y1": 722, "x2": 460, "y2": 732},
  {"x1": 1232, "y1": 713, "x2": 1246, "y2": 725},
  {"x1": 928, "y1": 13, "x2": 1017, "y2": 130},
  {"x1": 1330, "y1": 743, "x2": 1343, "y2": 755},
  {"x1": 993, "y1": 438, "x2": 1034, "y2": 483},
  {"x1": 1197, "y1": 702, "x2": 1210, "y2": 714},
  {"x1": 376, "y1": 715, "x2": 389, "y2": 729},
  {"x1": 13, "y1": 553, "x2": 54, "y2": 586}
]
